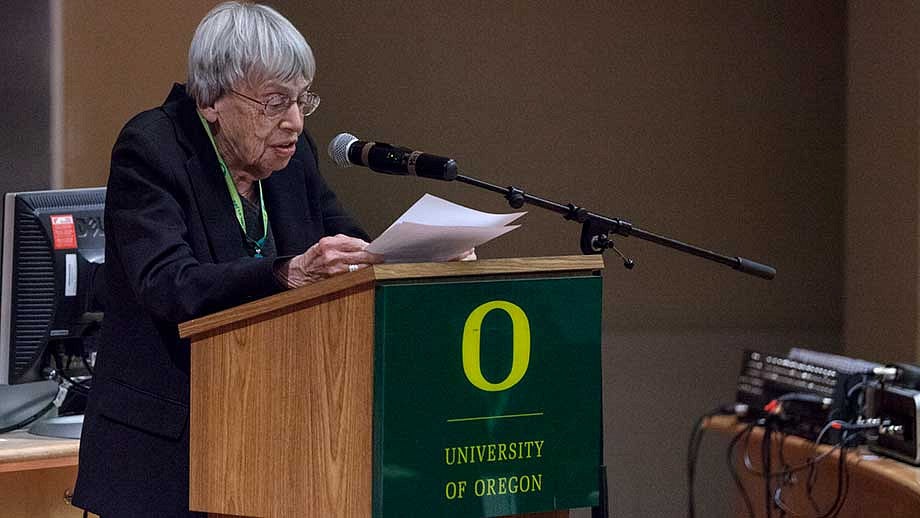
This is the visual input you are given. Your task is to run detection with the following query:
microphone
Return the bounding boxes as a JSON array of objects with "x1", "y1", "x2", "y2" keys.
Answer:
[{"x1": 327, "y1": 133, "x2": 458, "y2": 181}]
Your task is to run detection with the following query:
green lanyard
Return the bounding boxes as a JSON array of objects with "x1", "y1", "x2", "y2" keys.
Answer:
[{"x1": 198, "y1": 113, "x2": 268, "y2": 257}]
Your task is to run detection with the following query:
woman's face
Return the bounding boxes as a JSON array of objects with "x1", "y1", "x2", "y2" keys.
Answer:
[{"x1": 202, "y1": 76, "x2": 309, "y2": 181}]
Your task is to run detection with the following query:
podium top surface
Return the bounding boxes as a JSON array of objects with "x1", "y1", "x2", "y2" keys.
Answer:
[{"x1": 179, "y1": 255, "x2": 603, "y2": 339}]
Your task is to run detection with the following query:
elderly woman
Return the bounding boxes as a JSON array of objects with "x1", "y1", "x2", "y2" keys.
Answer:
[{"x1": 72, "y1": 3, "x2": 380, "y2": 517}]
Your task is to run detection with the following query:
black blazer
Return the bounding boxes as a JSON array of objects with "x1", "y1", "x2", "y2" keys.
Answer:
[{"x1": 73, "y1": 84, "x2": 367, "y2": 518}]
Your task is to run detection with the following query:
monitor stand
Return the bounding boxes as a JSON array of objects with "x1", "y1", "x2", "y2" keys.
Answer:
[
  {"x1": 0, "y1": 380, "x2": 58, "y2": 430},
  {"x1": 29, "y1": 414, "x2": 83, "y2": 439},
  {"x1": 0, "y1": 381, "x2": 84, "y2": 439}
]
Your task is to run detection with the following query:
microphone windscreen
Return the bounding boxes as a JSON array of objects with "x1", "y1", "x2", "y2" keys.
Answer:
[{"x1": 327, "y1": 133, "x2": 358, "y2": 167}]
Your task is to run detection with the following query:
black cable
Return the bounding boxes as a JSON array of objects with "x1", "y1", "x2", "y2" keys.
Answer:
[
  {"x1": 773, "y1": 430, "x2": 861, "y2": 518},
  {"x1": 727, "y1": 424, "x2": 757, "y2": 518},
  {"x1": 0, "y1": 351, "x2": 95, "y2": 436},
  {"x1": 687, "y1": 404, "x2": 749, "y2": 518},
  {"x1": 832, "y1": 442, "x2": 850, "y2": 516},
  {"x1": 806, "y1": 430, "x2": 861, "y2": 517},
  {"x1": 770, "y1": 429, "x2": 834, "y2": 518},
  {"x1": 775, "y1": 432, "x2": 789, "y2": 518},
  {"x1": 51, "y1": 352, "x2": 92, "y2": 396},
  {"x1": 737, "y1": 413, "x2": 870, "y2": 518},
  {"x1": 687, "y1": 413, "x2": 711, "y2": 518},
  {"x1": 808, "y1": 433, "x2": 850, "y2": 518},
  {"x1": 0, "y1": 400, "x2": 56, "y2": 435},
  {"x1": 57, "y1": 372, "x2": 91, "y2": 396},
  {"x1": 744, "y1": 421, "x2": 867, "y2": 479},
  {"x1": 821, "y1": 431, "x2": 856, "y2": 518},
  {"x1": 805, "y1": 453, "x2": 822, "y2": 515},
  {"x1": 805, "y1": 421, "x2": 842, "y2": 516},
  {"x1": 763, "y1": 419, "x2": 773, "y2": 518},
  {"x1": 81, "y1": 354, "x2": 95, "y2": 376},
  {"x1": 0, "y1": 353, "x2": 91, "y2": 436},
  {"x1": 845, "y1": 380, "x2": 865, "y2": 400},
  {"x1": 687, "y1": 417, "x2": 702, "y2": 518},
  {"x1": 735, "y1": 414, "x2": 864, "y2": 518},
  {"x1": 692, "y1": 404, "x2": 868, "y2": 518},
  {"x1": 827, "y1": 436, "x2": 848, "y2": 517}
]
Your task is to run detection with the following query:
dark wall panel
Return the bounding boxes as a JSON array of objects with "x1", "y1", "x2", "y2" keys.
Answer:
[{"x1": 0, "y1": 1, "x2": 52, "y2": 197}]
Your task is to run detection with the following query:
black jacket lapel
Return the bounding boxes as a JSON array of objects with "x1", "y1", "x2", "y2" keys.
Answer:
[
  {"x1": 185, "y1": 153, "x2": 245, "y2": 264},
  {"x1": 164, "y1": 83, "x2": 247, "y2": 264},
  {"x1": 264, "y1": 155, "x2": 315, "y2": 256}
]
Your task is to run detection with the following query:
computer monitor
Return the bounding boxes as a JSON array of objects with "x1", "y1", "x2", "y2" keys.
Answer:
[
  {"x1": 1, "y1": 187, "x2": 105, "y2": 386},
  {"x1": 0, "y1": 187, "x2": 105, "y2": 438}
]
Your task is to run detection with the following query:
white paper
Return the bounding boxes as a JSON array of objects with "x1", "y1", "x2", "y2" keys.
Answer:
[
  {"x1": 391, "y1": 194, "x2": 525, "y2": 227},
  {"x1": 367, "y1": 194, "x2": 525, "y2": 262}
]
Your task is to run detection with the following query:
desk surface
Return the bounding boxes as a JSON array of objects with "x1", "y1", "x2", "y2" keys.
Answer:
[
  {"x1": 0, "y1": 430, "x2": 79, "y2": 473},
  {"x1": 706, "y1": 415, "x2": 920, "y2": 517}
]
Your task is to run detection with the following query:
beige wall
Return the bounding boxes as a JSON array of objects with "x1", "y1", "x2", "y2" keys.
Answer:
[
  {"x1": 61, "y1": 0, "x2": 214, "y2": 185},
  {"x1": 846, "y1": 3, "x2": 920, "y2": 364},
  {"x1": 63, "y1": 2, "x2": 846, "y2": 332},
  {"x1": 59, "y1": 2, "x2": 848, "y2": 517}
]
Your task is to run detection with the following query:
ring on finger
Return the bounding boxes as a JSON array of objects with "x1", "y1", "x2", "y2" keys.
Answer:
[{"x1": 348, "y1": 264, "x2": 359, "y2": 273}]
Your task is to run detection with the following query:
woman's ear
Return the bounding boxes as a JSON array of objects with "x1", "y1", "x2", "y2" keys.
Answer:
[{"x1": 198, "y1": 104, "x2": 219, "y2": 123}]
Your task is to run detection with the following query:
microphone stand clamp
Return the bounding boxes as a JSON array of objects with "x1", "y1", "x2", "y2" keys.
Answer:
[
  {"x1": 505, "y1": 186, "x2": 526, "y2": 209},
  {"x1": 580, "y1": 218, "x2": 635, "y2": 270}
]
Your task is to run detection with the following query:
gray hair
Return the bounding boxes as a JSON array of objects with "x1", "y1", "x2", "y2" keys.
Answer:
[{"x1": 187, "y1": 2, "x2": 315, "y2": 106}]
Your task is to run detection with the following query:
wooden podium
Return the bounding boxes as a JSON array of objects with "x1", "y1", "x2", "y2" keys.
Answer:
[{"x1": 179, "y1": 256, "x2": 604, "y2": 518}]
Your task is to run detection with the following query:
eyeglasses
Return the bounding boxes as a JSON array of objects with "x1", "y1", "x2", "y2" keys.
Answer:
[{"x1": 230, "y1": 89, "x2": 321, "y2": 118}]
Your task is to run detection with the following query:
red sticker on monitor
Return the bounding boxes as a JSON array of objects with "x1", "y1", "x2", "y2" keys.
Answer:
[{"x1": 50, "y1": 214, "x2": 78, "y2": 250}]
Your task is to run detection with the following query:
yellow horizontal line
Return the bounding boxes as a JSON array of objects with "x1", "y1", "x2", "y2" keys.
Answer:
[{"x1": 447, "y1": 412, "x2": 544, "y2": 423}]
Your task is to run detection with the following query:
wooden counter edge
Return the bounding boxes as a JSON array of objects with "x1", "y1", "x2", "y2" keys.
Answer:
[
  {"x1": 179, "y1": 255, "x2": 604, "y2": 338},
  {"x1": 0, "y1": 453, "x2": 79, "y2": 473},
  {"x1": 0, "y1": 432, "x2": 80, "y2": 473}
]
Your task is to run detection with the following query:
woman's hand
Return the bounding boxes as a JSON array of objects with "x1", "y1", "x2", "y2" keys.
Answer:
[{"x1": 277, "y1": 234, "x2": 383, "y2": 288}]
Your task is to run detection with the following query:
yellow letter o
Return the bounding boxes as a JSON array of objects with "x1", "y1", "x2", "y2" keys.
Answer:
[{"x1": 461, "y1": 301, "x2": 531, "y2": 391}]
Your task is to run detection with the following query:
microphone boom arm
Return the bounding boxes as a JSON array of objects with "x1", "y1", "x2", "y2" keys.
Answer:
[{"x1": 454, "y1": 173, "x2": 776, "y2": 280}]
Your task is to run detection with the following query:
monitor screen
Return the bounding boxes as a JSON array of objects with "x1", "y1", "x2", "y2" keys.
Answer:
[{"x1": 1, "y1": 187, "x2": 105, "y2": 385}]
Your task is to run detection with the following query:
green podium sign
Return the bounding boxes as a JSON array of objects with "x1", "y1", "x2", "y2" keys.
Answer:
[{"x1": 373, "y1": 274, "x2": 602, "y2": 517}]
